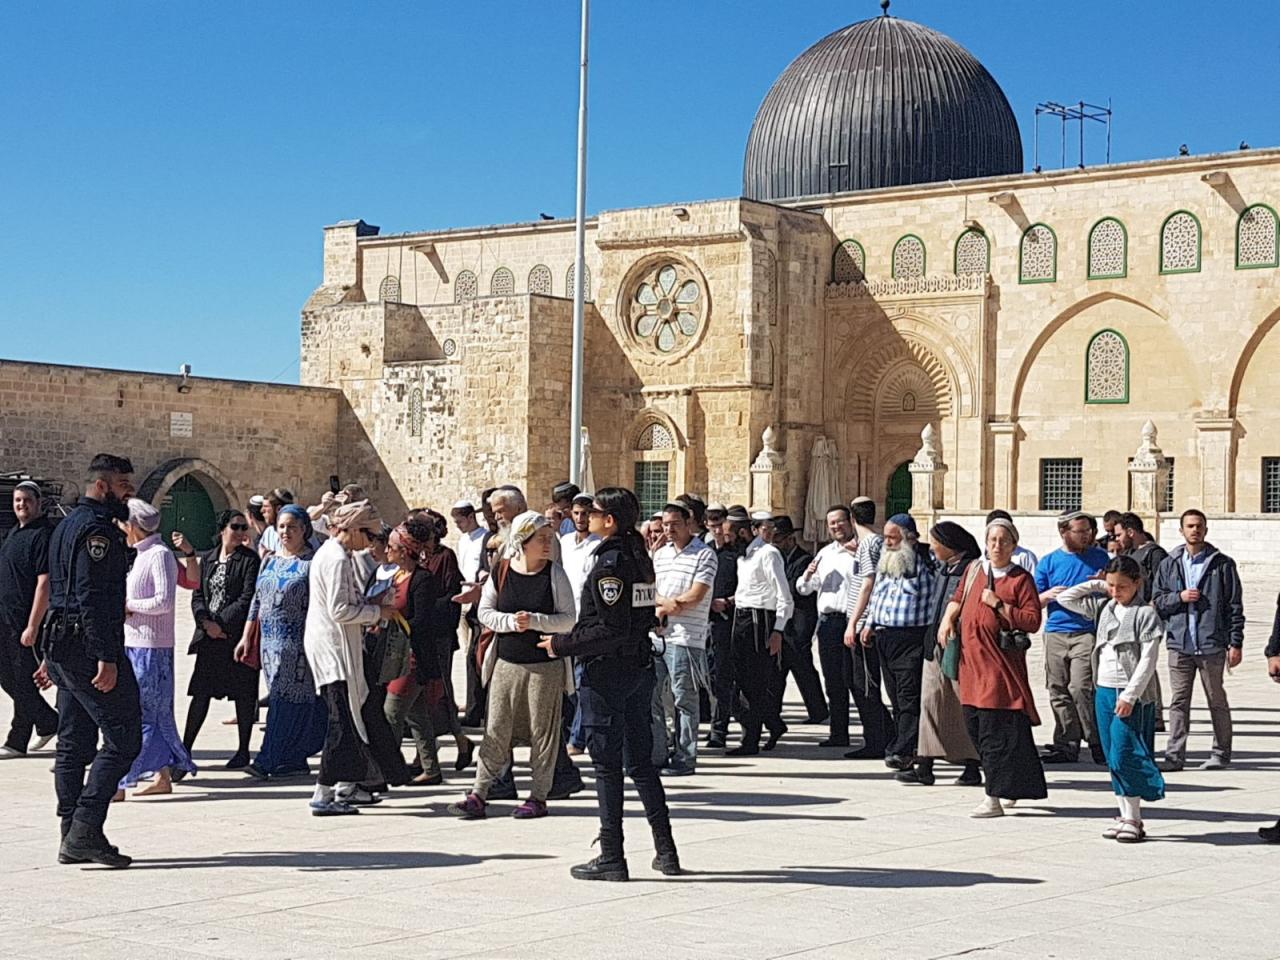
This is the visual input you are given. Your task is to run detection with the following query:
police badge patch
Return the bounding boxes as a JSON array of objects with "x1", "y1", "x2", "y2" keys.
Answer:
[
  {"x1": 86, "y1": 535, "x2": 109, "y2": 562},
  {"x1": 598, "y1": 577, "x2": 624, "y2": 606}
]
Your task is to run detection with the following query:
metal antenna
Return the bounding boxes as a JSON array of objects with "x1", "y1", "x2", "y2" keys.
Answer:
[{"x1": 1033, "y1": 100, "x2": 1112, "y2": 171}]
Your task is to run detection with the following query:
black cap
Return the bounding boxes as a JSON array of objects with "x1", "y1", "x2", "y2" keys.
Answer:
[{"x1": 772, "y1": 515, "x2": 797, "y2": 537}]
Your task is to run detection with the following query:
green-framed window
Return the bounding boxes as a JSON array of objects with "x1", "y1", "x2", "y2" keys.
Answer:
[
  {"x1": 1087, "y1": 217, "x2": 1128, "y2": 279},
  {"x1": 1236, "y1": 204, "x2": 1279, "y2": 269},
  {"x1": 1085, "y1": 329, "x2": 1129, "y2": 404},
  {"x1": 832, "y1": 239, "x2": 865, "y2": 283},
  {"x1": 1159, "y1": 210, "x2": 1201, "y2": 274},
  {"x1": 954, "y1": 228, "x2": 989, "y2": 275},
  {"x1": 1019, "y1": 223, "x2": 1057, "y2": 283},
  {"x1": 891, "y1": 234, "x2": 926, "y2": 279}
]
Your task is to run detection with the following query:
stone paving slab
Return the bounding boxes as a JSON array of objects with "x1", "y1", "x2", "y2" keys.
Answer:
[{"x1": 1, "y1": 592, "x2": 1279, "y2": 959}]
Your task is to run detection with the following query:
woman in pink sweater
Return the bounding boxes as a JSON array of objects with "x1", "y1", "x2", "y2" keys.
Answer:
[{"x1": 114, "y1": 499, "x2": 197, "y2": 798}]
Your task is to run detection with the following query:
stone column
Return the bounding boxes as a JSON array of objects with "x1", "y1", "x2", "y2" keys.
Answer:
[
  {"x1": 1195, "y1": 415, "x2": 1239, "y2": 513},
  {"x1": 909, "y1": 423, "x2": 948, "y2": 530},
  {"x1": 988, "y1": 420, "x2": 1019, "y2": 510},
  {"x1": 1127, "y1": 420, "x2": 1170, "y2": 538},
  {"x1": 750, "y1": 425, "x2": 786, "y2": 514}
]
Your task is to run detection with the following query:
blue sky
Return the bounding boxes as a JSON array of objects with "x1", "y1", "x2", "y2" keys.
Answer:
[{"x1": 3, "y1": 1, "x2": 1276, "y2": 383}]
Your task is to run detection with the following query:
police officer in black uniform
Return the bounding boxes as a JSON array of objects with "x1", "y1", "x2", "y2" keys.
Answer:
[
  {"x1": 540, "y1": 486, "x2": 680, "y2": 881},
  {"x1": 37, "y1": 454, "x2": 141, "y2": 868}
]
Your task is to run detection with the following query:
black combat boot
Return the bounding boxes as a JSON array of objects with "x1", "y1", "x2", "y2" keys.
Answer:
[
  {"x1": 650, "y1": 817, "x2": 682, "y2": 876},
  {"x1": 59, "y1": 820, "x2": 131, "y2": 868},
  {"x1": 570, "y1": 832, "x2": 629, "y2": 882}
]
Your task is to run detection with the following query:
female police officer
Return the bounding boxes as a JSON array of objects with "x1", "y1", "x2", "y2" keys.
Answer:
[{"x1": 539, "y1": 486, "x2": 680, "y2": 880}]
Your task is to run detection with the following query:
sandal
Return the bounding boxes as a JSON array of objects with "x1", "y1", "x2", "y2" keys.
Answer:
[
  {"x1": 512, "y1": 798, "x2": 548, "y2": 820},
  {"x1": 1102, "y1": 817, "x2": 1123, "y2": 839},
  {"x1": 1114, "y1": 818, "x2": 1145, "y2": 843}
]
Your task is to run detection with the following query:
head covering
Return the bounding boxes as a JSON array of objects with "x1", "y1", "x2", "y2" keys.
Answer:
[
  {"x1": 985, "y1": 517, "x2": 1020, "y2": 544},
  {"x1": 508, "y1": 510, "x2": 552, "y2": 555},
  {"x1": 886, "y1": 512, "x2": 918, "y2": 536},
  {"x1": 279, "y1": 503, "x2": 314, "y2": 540},
  {"x1": 705, "y1": 501, "x2": 726, "y2": 516},
  {"x1": 850, "y1": 496, "x2": 874, "y2": 506},
  {"x1": 929, "y1": 521, "x2": 979, "y2": 559},
  {"x1": 127, "y1": 498, "x2": 162, "y2": 534},
  {"x1": 750, "y1": 510, "x2": 774, "y2": 524},
  {"x1": 394, "y1": 522, "x2": 429, "y2": 557},
  {"x1": 330, "y1": 499, "x2": 381, "y2": 533},
  {"x1": 248, "y1": 494, "x2": 265, "y2": 508},
  {"x1": 215, "y1": 509, "x2": 245, "y2": 533},
  {"x1": 772, "y1": 515, "x2": 797, "y2": 537},
  {"x1": 662, "y1": 500, "x2": 692, "y2": 519},
  {"x1": 552, "y1": 481, "x2": 580, "y2": 503},
  {"x1": 726, "y1": 505, "x2": 751, "y2": 522},
  {"x1": 452, "y1": 499, "x2": 475, "y2": 513},
  {"x1": 14, "y1": 480, "x2": 41, "y2": 500}
]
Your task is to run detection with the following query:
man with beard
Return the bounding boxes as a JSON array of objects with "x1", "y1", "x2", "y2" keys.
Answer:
[
  {"x1": 1116, "y1": 513, "x2": 1167, "y2": 605},
  {"x1": 38, "y1": 454, "x2": 141, "y2": 868},
  {"x1": 859, "y1": 513, "x2": 937, "y2": 770},
  {"x1": 771, "y1": 516, "x2": 828, "y2": 726}
]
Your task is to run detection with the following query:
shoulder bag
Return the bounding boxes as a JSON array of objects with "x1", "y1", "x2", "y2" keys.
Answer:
[{"x1": 940, "y1": 561, "x2": 981, "y2": 681}]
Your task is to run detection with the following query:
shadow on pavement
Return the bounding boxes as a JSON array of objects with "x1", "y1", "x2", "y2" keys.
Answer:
[
  {"x1": 126, "y1": 851, "x2": 553, "y2": 871},
  {"x1": 680, "y1": 864, "x2": 1043, "y2": 887}
]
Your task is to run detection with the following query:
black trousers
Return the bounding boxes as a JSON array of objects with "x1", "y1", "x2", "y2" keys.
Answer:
[
  {"x1": 781, "y1": 613, "x2": 828, "y2": 722},
  {"x1": 875, "y1": 625, "x2": 928, "y2": 759},
  {"x1": 0, "y1": 623, "x2": 58, "y2": 751},
  {"x1": 47, "y1": 645, "x2": 141, "y2": 833},
  {"x1": 708, "y1": 616, "x2": 736, "y2": 738},
  {"x1": 731, "y1": 608, "x2": 784, "y2": 748},
  {"x1": 817, "y1": 613, "x2": 892, "y2": 752},
  {"x1": 580, "y1": 658, "x2": 670, "y2": 850},
  {"x1": 318, "y1": 681, "x2": 372, "y2": 787},
  {"x1": 461, "y1": 611, "x2": 486, "y2": 727}
]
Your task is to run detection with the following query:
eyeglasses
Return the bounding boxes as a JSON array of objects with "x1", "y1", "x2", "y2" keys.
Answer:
[
  {"x1": 587, "y1": 506, "x2": 605, "y2": 515},
  {"x1": 229, "y1": 523, "x2": 249, "y2": 532}
]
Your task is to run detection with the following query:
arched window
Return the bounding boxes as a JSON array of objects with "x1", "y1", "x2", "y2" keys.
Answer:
[
  {"x1": 1160, "y1": 211, "x2": 1201, "y2": 274},
  {"x1": 832, "y1": 239, "x2": 865, "y2": 283},
  {"x1": 454, "y1": 270, "x2": 478, "y2": 302},
  {"x1": 489, "y1": 267, "x2": 515, "y2": 296},
  {"x1": 636, "y1": 421, "x2": 674, "y2": 450},
  {"x1": 901, "y1": 392, "x2": 917, "y2": 413},
  {"x1": 378, "y1": 275, "x2": 401, "y2": 302},
  {"x1": 1237, "y1": 204, "x2": 1279, "y2": 269},
  {"x1": 566, "y1": 263, "x2": 592, "y2": 300},
  {"x1": 407, "y1": 388, "x2": 424, "y2": 437},
  {"x1": 528, "y1": 264, "x2": 553, "y2": 295},
  {"x1": 954, "y1": 229, "x2": 989, "y2": 275},
  {"x1": 1085, "y1": 329, "x2": 1129, "y2": 404},
  {"x1": 892, "y1": 235, "x2": 926, "y2": 279},
  {"x1": 1019, "y1": 224, "x2": 1057, "y2": 283},
  {"x1": 633, "y1": 420, "x2": 674, "y2": 517},
  {"x1": 1088, "y1": 217, "x2": 1127, "y2": 279}
]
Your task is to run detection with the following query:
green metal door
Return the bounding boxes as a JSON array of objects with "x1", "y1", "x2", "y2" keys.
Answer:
[
  {"x1": 885, "y1": 461, "x2": 913, "y2": 518},
  {"x1": 161, "y1": 475, "x2": 218, "y2": 551}
]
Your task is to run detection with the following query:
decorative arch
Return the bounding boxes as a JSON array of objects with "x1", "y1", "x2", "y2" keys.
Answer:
[
  {"x1": 844, "y1": 333, "x2": 957, "y2": 423},
  {"x1": 454, "y1": 269, "x2": 478, "y2": 302},
  {"x1": 891, "y1": 234, "x2": 926, "y2": 279},
  {"x1": 1228, "y1": 303, "x2": 1280, "y2": 415},
  {"x1": 1159, "y1": 210, "x2": 1201, "y2": 274},
  {"x1": 1084, "y1": 329, "x2": 1130, "y2": 404},
  {"x1": 1087, "y1": 217, "x2": 1128, "y2": 279},
  {"x1": 627, "y1": 410, "x2": 684, "y2": 451},
  {"x1": 1019, "y1": 223, "x2": 1057, "y2": 283},
  {"x1": 954, "y1": 228, "x2": 989, "y2": 275},
  {"x1": 489, "y1": 267, "x2": 515, "y2": 296},
  {"x1": 873, "y1": 358, "x2": 941, "y2": 421},
  {"x1": 136, "y1": 457, "x2": 237, "y2": 513},
  {"x1": 566, "y1": 262, "x2": 592, "y2": 300},
  {"x1": 528, "y1": 264, "x2": 553, "y2": 295},
  {"x1": 1237, "y1": 203, "x2": 1279, "y2": 269},
  {"x1": 378, "y1": 275, "x2": 402, "y2": 302},
  {"x1": 832, "y1": 239, "x2": 866, "y2": 282}
]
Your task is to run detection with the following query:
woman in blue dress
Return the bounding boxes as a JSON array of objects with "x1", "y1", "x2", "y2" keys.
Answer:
[{"x1": 240, "y1": 505, "x2": 328, "y2": 778}]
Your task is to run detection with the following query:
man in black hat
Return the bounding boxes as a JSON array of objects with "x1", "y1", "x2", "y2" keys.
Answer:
[
  {"x1": 771, "y1": 516, "x2": 829, "y2": 726},
  {"x1": 551, "y1": 481, "x2": 580, "y2": 537},
  {"x1": 705, "y1": 506, "x2": 746, "y2": 748}
]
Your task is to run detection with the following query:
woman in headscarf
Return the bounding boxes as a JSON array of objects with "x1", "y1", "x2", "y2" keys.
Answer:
[
  {"x1": 897, "y1": 522, "x2": 983, "y2": 788},
  {"x1": 114, "y1": 499, "x2": 197, "y2": 799},
  {"x1": 239, "y1": 505, "x2": 326, "y2": 779},
  {"x1": 937, "y1": 518, "x2": 1047, "y2": 818},
  {"x1": 449, "y1": 511, "x2": 575, "y2": 820},
  {"x1": 304, "y1": 500, "x2": 398, "y2": 815},
  {"x1": 184, "y1": 509, "x2": 261, "y2": 769}
]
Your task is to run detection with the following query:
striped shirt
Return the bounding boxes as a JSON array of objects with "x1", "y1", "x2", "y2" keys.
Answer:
[
  {"x1": 843, "y1": 532, "x2": 883, "y2": 627},
  {"x1": 654, "y1": 537, "x2": 718, "y2": 648}
]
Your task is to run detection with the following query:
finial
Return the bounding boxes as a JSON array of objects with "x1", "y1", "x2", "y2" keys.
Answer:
[{"x1": 880, "y1": 0, "x2": 890, "y2": 15}]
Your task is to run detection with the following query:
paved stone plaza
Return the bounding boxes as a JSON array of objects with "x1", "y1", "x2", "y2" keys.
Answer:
[{"x1": 3, "y1": 587, "x2": 1279, "y2": 960}]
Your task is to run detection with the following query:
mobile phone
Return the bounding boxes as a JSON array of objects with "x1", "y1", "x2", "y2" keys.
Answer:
[{"x1": 329, "y1": 475, "x2": 341, "y2": 494}]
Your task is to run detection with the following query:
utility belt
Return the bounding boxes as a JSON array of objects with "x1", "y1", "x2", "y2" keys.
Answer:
[{"x1": 39, "y1": 609, "x2": 85, "y2": 660}]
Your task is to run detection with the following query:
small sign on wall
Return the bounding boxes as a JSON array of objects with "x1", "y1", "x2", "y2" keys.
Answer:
[{"x1": 170, "y1": 412, "x2": 193, "y2": 438}]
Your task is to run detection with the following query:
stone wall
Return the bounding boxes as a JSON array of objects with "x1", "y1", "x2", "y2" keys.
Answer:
[{"x1": 0, "y1": 360, "x2": 341, "y2": 509}]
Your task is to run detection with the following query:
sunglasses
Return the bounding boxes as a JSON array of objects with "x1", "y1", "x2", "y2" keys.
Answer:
[
  {"x1": 229, "y1": 523, "x2": 250, "y2": 532},
  {"x1": 587, "y1": 506, "x2": 605, "y2": 515}
]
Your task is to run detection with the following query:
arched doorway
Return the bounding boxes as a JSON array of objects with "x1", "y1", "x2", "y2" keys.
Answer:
[
  {"x1": 886, "y1": 461, "x2": 912, "y2": 517},
  {"x1": 161, "y1": 474, "x2": 218, "y2": 551}
]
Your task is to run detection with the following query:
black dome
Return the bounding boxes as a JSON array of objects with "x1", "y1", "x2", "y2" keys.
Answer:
[{"x1": 743, "y1": 12, "x2": 1023, "y2": 200}]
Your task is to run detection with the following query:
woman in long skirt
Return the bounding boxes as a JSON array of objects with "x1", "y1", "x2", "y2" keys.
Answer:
[
  {"x1": 240, "y1": 505, "x2": 327, "y2": 779},
  {"x1": 115, "y1": 499, "x2": 196, "y2": 798}
]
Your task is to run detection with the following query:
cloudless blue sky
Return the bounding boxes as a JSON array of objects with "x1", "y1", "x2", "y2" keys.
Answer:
[{"x1": 3, "y1": 1, "x2": 1277, "y2": 383}]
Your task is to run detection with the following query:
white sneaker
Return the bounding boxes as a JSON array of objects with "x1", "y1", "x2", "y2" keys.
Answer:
[
  {"x1": 1001, "y1": 798, "x2": 1018, "y2": 808},
  {"x1": 33, "y1": 734, "x2": 55, "y2": 752},
  {"x1": 336, "y1": 786, "x2": 382, "y2": 806},
  {"x1": 0, "y1": 746, "x2": 24, "y2": 759},
  {"x1": 970, "y1": 797, "x2": 1004, "y2": 819}
]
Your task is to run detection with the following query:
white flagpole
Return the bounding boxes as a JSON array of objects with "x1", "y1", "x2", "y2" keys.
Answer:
[{"x1": 569, "y1": 0, "x2": 589, "y2": 485}]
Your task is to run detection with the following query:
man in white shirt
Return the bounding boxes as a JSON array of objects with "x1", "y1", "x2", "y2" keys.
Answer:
[
  {"x1": 650, "y1": 502, "x2": 717, "y2": 776},
  {"x1": 559, "y1": 495, "x2": 601, "y2": 614},
  {"x1": 729, "y1": 512, "x2": 793, "y2": 755},
  {"x1": 452, "y1": 501, "x2": 487, "y2": 584}
]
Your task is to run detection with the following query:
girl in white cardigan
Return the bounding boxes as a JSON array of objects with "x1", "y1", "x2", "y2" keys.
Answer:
[{"x1": 1057, "y1": 555, "x2": 1165, "y2": 843}]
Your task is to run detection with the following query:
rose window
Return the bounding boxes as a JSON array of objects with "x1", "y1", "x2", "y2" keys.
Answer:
[{"x1": 632, "y1": 264, "x2": 703, "y2": 354}]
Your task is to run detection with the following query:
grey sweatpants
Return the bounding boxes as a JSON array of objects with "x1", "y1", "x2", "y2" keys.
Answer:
[{"x1": 472, "y1": 659, "x2": 564, "y2": 802}]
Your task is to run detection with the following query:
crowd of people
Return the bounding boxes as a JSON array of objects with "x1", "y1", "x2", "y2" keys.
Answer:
[{"x1": 3, "y1": 454, "x2": 1280, "y2": 873}]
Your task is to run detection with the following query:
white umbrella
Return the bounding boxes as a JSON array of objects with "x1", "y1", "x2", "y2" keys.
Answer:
[
  {"x1": 580, "y1": 427, "x2": 596, "y2": 494},
  {"x1": 804, "y1": 435, "x2": 840, "y2": 543}
]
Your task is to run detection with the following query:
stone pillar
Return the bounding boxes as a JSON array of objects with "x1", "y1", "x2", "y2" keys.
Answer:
[
  {"x1": 750, "y1": 425, "x2": 786, "y2": 514},
  {"x1": 1195, "y1": 415, "x2": 1239, "y2": 513},
  {"x1": 988, "y1": 420, "x2": 1019, "y2": 510},
  {"x1": 909, "y1": 423, "x2": 948, "y2": 530},
  {"x1": 1127, "y1": 420, "x2": 1170, "y2": 538}
]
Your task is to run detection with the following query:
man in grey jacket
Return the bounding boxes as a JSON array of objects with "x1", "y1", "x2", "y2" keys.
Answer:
[{"x1": 1152, "y1": 509, "x2": 1244, "y2": 771}]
